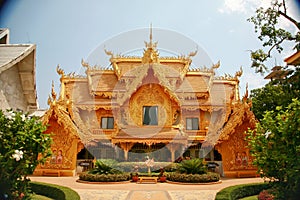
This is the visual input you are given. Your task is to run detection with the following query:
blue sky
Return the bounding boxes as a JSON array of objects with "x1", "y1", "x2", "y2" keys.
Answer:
[{"x1": 0, "y1": 0, "x2": 299, "y2": 109}]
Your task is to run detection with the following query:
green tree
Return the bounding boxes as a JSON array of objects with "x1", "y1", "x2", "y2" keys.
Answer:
[
  {"x1": 247, "y1": 1, "x2": 300, "y2": 198},
  {"x1": 250, "y1": 82, "x2": 293, "y2": 120},
  {"x1": 248, "y1": 0, "x2": 300, "y2": 112},
  {"x1": 0, "y1": 110, "x2": 52, "y2": 199},
  {"x1": 247, "y1": 99, "x2": 300, "y2": 199},
  {"x1": 248, "y1": 0, "x2": 300, "y2": 74}
]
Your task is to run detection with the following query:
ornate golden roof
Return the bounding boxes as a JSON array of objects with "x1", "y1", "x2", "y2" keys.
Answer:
[
  {"x1": 44, "y1": 82, "x2": 94, "y2": 144},
  {"x1": 111, "y1": 126, "x2": 188, "y2": 145},
  {"x1": 43, "y1": 28, "x2": 251, "y2": 147},
  {"x1": 204, "y1": 100, "x2": 256, "y2": 146}
]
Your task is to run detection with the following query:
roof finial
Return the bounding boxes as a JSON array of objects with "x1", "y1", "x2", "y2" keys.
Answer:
[
  {"x1": 142, "y1": 24, "x2": 159, "y2": 64},
  {"x1": 150, "y1": 23, "x2": 153, "y2": 46},
  {"x1": 242, "y1": 83, "x2": 249, "y2": 102},
  {"x1": 51, "y1": 81, "x2": 57, "y2": 100}
]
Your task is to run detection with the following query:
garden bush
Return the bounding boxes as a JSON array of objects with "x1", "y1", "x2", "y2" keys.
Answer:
[
  {"x1": 79, "y1": 173, "x2": 130, "y2": 182},
  {"x1": 29, "y1": 181, "x2": 80, "y2": 200},
  {"x1": 80, "y1": 159, "x2": 133, "y2": 182},
  {"x1": 177, "y1": 158, "x2": 207, "y2": 174},
  {"x1": 215, "y1": 182, "x2": 271, "y2": 200},
  {"x1": 89, "y1": 159, "x2": 122, "y2": 175},
  {"x1": 0, "y1": 109, "x2": 52, "y2": 199},
  {"x1": 246, "y1": 99, "x2": 300, "y2": 199},
  {"x1": 167, "y1": 172, "x2": 219, "y2": 183}
]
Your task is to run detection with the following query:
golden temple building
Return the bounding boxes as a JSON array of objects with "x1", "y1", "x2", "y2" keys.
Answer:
[{"x1": 34, "y1": 30, "x2": 257, "y2": 178}]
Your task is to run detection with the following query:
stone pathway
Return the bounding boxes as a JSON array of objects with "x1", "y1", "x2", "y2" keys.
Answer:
[
  {"x1": 76, "y1": 189, "x2": 216, "y2": 200},
  {"x1": 29, "y1": 176, "x2": 264, "y2": 200},
  {"x1": 76, "y1": 190, "x2": 129, "y2": 200}
]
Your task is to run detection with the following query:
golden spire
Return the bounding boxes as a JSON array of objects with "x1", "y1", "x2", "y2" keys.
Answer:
[
  {"x1": 242, "y1": 83, "x2": 249, "y2": 102},
  {"x1": 142, "y1": 24, "x2": 159, "y2": 64},
  {"x1": 48, "y1": 81, "x2": 57, "y2": 106},
  {"x1": 51, "y1": 81, "x2": 57, "y2": 100},
  {"x1": 144, "y1": 24, "x2": 157, "y2": 49},
  {"x1": 149, "y1": 23, "x2": 153, "y2": 46}
]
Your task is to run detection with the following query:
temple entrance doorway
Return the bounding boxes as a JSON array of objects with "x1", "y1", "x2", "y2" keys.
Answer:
[
  {"x1": 76, "y1": 148, "x2": 94, "y2": 173},
  {"x1": 180, "y1": 143, "x2": 223, "y2": 176}
]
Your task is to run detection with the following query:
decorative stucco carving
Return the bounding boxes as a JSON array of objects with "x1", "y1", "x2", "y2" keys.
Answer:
[{"x1": 128, "y1": 84, "x2": 172, "y2": 126}]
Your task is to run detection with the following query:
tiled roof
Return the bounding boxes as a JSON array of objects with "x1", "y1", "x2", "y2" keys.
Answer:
[
  {"x1": 176, "y1": 76, "x2": 209, "y2": 93},
  {"x1": 0, "y1": 43, "x2": 37, "y2": 110},
  {"x1": 93, "y1": 74, "x2": 118, "y2": 91},
  {"x1": 0, "y1": 44, "x2": 35, "y2": 72},
  {"x1": 115, "y1": 126, "x2": 181, "y2": 138},
  {"x1": 111, "y1": 126, "x2": 188, "y2": 144},
  {"x1": 284, "y1": 51, "x2": 300, "y2": 66},
  {"x1": 208, "y1": 83, "x2": 234, "y2": 105}
]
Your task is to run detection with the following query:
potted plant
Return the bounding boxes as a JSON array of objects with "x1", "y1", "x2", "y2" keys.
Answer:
[
  {"x1": 131, "y1": 165, "x2": 139, "y2": 182},
  {"x1": 131, "y1": 172, "x2": 139, "y2": 182},
  {"x1": 158, "y1": 167, "x2": 167, "y2": 182}
]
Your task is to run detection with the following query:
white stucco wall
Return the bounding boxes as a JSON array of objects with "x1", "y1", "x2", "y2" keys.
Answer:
[{"x1": 0, "y1": 65, "x2": 27, "y2": 111}]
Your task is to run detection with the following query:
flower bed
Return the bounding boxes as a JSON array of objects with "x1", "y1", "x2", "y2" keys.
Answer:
[
  {"x1": 167, "y1": 172, "x2": 220, "y2": 183},
  {"x1": 117, "y1": 162, "x2": 173, "y2": 173},
  {"x1": 79, "y1": 172, "x2": 130, "y2": 182}
]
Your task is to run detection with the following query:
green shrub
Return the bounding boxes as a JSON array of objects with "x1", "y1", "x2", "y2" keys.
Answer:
[
  {"x1": 177, "y1": 158, "x2": 207, "y2": 174},
  {"x1": 246, "y1": 99, "x2": 300, "y2": 199},
  {"x1": 79, "y1": 172, "x2": 130, "y2": 182},
  {"x1": 89, "y1": 159, "x2": 122, "y2": 175},
  {"x1": 167, "y1": 172, "x2": 219, "y2": 183},
  {"x1": 0, "y1": 109, "x2": 52, "y2": 199},
  {"x1": 29, "y1": 181, "x2": 80, "y2": 200},
  {"x1": 215, "y1": 182, "x2": 271, "y2": 200}
]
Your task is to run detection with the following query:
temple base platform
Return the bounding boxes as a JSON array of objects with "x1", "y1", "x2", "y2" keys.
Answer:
[
  {"x1": 224, "y1": 170, "x2": 260, "y2": 178},
  {"x1": 33, "y1": 169, "x2": 75, "y2": 177}
]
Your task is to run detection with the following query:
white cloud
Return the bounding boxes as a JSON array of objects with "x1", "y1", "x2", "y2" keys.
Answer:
[
  {"x1": 218, "y1": 0, "x2": 247, "y2": 14},
  {"x1": 219, "y1": 0, "x2": 296, "y2": 33},
  {"x1": 218, "y1": 0, "x2": 272, "y2": 14}
]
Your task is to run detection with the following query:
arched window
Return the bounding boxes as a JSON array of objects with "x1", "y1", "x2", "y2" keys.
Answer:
[{"x1": 143, "y1": 106, "x2": 158, "y2": 125}]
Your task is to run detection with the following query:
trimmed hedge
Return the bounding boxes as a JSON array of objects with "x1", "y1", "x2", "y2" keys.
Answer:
[
  {"x1": 79, "y1": 173, "x2": 131, "y2": 182},
  {"x1": 215, "y1": 182, "x2": 271, "y2": 200},
  {"x1": 117, "y1": 162, "x2": 174, "y2": 172},
  {"x1": 29, "y1": 181, "x2": 80, "y2": 200},
  {"x1": 167, "y1": 172, "x2": 220, "y2": 183}
]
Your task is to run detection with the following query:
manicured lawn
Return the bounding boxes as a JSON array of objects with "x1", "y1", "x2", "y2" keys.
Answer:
[
  {"x1": 31, "y1": 194, "x2": 54, "y2": 200},
  {"x1": 29, "y1": 181, "x2": 80, "y2": 200},
  {"x1": 240, "y1": 195, "x2": 258, "y2": 200}
]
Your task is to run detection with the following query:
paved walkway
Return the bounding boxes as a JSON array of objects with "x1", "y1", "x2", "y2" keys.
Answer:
[{"x1": 29, "y1": 176, "x2": 264, "y2": 200}]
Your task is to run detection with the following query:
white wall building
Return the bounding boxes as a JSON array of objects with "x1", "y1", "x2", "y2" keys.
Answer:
[{"x1": 0, "y1": 28, "x2": 38, "y2": 112}]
